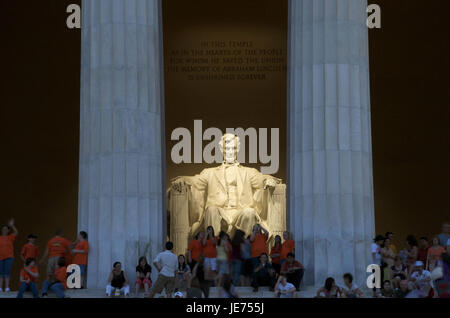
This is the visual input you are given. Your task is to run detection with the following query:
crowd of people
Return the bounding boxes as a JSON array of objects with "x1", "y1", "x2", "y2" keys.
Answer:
[{"x1": 1, "y1": 216, "x2": 449, "y2": 298}]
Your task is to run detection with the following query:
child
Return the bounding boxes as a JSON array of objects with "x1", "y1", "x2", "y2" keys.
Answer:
[
  {"x1": 71, "y1": 231, "x2": 89, "y2": 288},
  {"x1": 41, "y1": 256, "x2": 67, "y2": 298},
  {"x1": 21, "y1": 234, "x2": 39, "y2": 264},
  {"x1": 17, "y1": 258, "x2": 39, "y2": 298},
  {"x1": 0, "y1": 219, "x2": 18, "y2": 292}
]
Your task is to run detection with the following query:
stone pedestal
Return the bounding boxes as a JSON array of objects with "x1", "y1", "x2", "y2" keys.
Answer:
[
  {"x1": 287, "y1": 0, "x2": 375, "y2": 286},
  {"x1": 78, "y1": 0, "x2": 165, "y2": 288}
]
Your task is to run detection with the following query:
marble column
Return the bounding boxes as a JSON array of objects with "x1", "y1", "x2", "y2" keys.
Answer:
[
  {"x1": 287, "y1": 0, "x2": 375, "y2": 286},
  {"x1": 78, "y1": 0, "x2": 165, "y2": 288}
]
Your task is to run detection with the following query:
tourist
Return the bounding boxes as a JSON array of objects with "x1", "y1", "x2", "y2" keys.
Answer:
[
  {"x1": 188, "y1": 232, "x2": 203, "y2": 270},
  {"x1": 0, "y1": 219, "x2": 18, "y2": 292},
  {"x1": 176, "y1": 254, "x2": 191, "y2": 292},
  {"x1": 379, "y1": 280, "x2": 394, "y2": 298},
  {"x1": 408, "y1": 260, "x2": 431, "y2": 298},
  {"x1": 16, "y1": 258, "x2": 39, "y2": 298},
  {"x1": 391, "y1": 256, "x2": 408, "y2": 288},
  {"x1": 270, "y1": 235, "x2": 282, "y2": 274},
  {"x1": 20, "y1": 234, "x2": 39, "y2": 264},
  {"x1": 215, "y1": 231, "x2": 230, "y2": 285},
  {"x1": 381, "y1": 237, "x2": 395, "y2": 282},
  {"x1": 219, "y1": 273, "x2": 239, "y2": 298},
  {"x1": 427, "y1": 236, "x2": 445, "y2": 271},
  {"x1": 230, "y1": 230, "x2": 245, "y2": 286},
  {"x1": 186, "y1": 275, "x2": 205, "y2": 298},
  {"x1": 280, "y1": 231, "x2": 295, "y2": 266},
  {"x1": 438, "y1": 222, "x2": 450, "y2": 248},
  {"x1": 135, "y1": 256, "x2": 152, "y2": 296},
  {"x1": 190, "y1": 255, "x2": 214, "y2": 298},
  {"x1": 41, "y1": 256, "x2": 67, "y2": 298},
  {"x1": 241, "y1": 235, "x2": 253, "y2": 286},
  {"x1": 250, "y1": 224, "x2": 269, "y2": 270},
  {"x1": 385, "y1": 232, "x2": 397, "y2": 255},
  {"x1": 405, "y1": 255, "x2": 416, "y2": 279},
  {"x1": 202, "y1": 226, "x2": 218, "y2": 272},
  {"x1": 71, "y1": 231, "x2": 89, "y2": 288},
  {"x1": 147, "y1": 241, "x2": 178, "y2": 298},
  {"x1": 433, "y1": 252, "x2": 450, "y2": 298},
  {"x1": 106, "y1": 261, "x2": 130, "y2": 297},
  {"x1": 341, "y1": 273, "x2": 364, "y2": 298},
  {"x1": 404, "y1": 235, "x2": 419, "y2": 261},
  {"x1": 393, "y1": 279, "x2": 410, "y2": 298},
  {"x1": 40, "y1": 229, "x2": 72, "y2": 279},
  {"x1": 280, "y1": 252, "x2": 304, "y2": 291},
  {"x1": 173, "y1": 291, "x2": 184, "y2": 298},
  {"x1": 417, "y1": 237, "x2": 429, "y2": 266},
  {"x1": 274, "y1": 275, "x2": 296, "y2": 298},
  {"x1": 370, "y1": 234, "x2": 384, "y2": 297},
  {"x1": 316, "y1": 277, "x2": 341, "y2": 298},
  {"x1": 251, "y1": 253, "x2": 276, "y2": 292}
]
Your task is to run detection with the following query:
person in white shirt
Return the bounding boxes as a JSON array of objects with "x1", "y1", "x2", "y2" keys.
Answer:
[
  {"x1": 341, "y1": 273, "x2": 364, "y2": 298},
  {"x1": 408, "y1": 261, "x2": 431, "y2": 297},
  {"x1": 275, "y1": 275, "x2": 296, "y2": 298},
  {"x1": 147, "y1": 242, "x2": 178, "y2": 298}
]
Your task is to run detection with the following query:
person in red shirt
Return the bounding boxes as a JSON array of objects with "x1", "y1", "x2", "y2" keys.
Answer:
[
  {"x1": 0, "y1": 218, "x2": 18, "y2": 292},
  {"x1": 21, "y1": 234, "x2": 39, "y2": 264},
  {"x1": 40, "y1": 229, "x2": 72, "y2": 279},
  {"x1": 71, "y1": 231, "x2": 89, "y2": 288},
  {"x1": 280, "y1": 253, "x2": 304, "y2": 291},
  {"x1": 281, "y1": 231, "x2": 295, "y2": 265},
  {"x1": 270, "y1": 235, "x2": 282, "y2": 274},
  {"x1": 417, "y1": 237, "x2": 429, "y2": 266},
  {"x1": 202, "y1": 226, "x2": 218, "y2": 272},
  {"x1": 16, "y1": 258, "x2": 39, "y2": 298},
  {"x1": 188, "y1": 231, "x2": 204, "y2": 270},
  {"x1": 250, "y1": 224, "x2": 269, "y2": 270},
  {"x1": 41, "y1": 256, "x2": 67, "y2": 298}
]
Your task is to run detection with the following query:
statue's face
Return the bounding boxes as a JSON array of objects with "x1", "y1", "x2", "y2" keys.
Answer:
[{"x1": 222, "y1": 137, "x2": 237, "y2": 164}]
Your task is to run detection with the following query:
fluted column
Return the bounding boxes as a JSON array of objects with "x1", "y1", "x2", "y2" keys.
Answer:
[
  {"x1": 78, "y1": 0, "x2": 165, "y2": 288},
  {"x1": 288, "y1": 0, "x2": 375, "y2": 286}
]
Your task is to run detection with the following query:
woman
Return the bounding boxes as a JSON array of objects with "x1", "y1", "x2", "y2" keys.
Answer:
[
  {"x1": 404, "y1": 235, "x2": 419, "y2": 261},
  {"x1": 176, "y1": 255, "x2": 191, "y2": 292},
  {"x1": 241, "y1": 235, "x2": 253, "y2": 286},
  {"x1": 16, "y1": 258, "x2": 39, "y2": 298},
  {"x1": 316, "y1": 277, "x2": 341, "y2": 298},
  {"x1": 230, "y1": 230, "x2": 245, "y2": 286},
  {"x1": 427, "y1": 236, "x2": 445, "y2": 271},
  {"x1": 191, "y1": 256, "x2": 214, "y2": 298},
  {"x1": 202, "y1": 226, "x2": 217, "y2": 273},
  {"x1": 280, "y1": 231, "x2": 295, "y2": 265},
  {"x1": 219, "y1": 273, "x2": 239, "y2": 298},
  {"x1": 106, "y1": 261, "x2": 130, "y2": 297},
  {"x1": 135, "y1": 256, "x2": 152, "y2": 296},
  {"x1": 270, "y1": 235, "x2": 282, "y2": 275},
  {"x1": 0, "y1": 219, "x2": 18, "y2": 292},
  {"x1": 381, "y1": 237, "x2": 396, "y2": 282},
  {"x1": 71, "y1": 231, "x2": 89, "y2": 288},
  {"x1": 341, "y1": 273, "x2": 364, "y2": 298},
  {"x1": 215, "y1": 232, "x2": 231, "y2": 286},
  {"x1": 391, "y1": 256, "x2": 408, "y2": 288}
]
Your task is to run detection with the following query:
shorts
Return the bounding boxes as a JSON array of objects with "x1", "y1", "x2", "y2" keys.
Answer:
[
  {"x1": 204, "y1": 258, "x2": 217, "y2": 271},
  {"x1": 136, "y1": 277, "x2": 152, "y2": 288},
  {"x1": 0, "y1": 258, "x2": 14, "y2": 277},
  {"x1": 151, "y1": 274, "x2": 175, "y2": 295},
  {"x1": 217, "y1": 259, "x2": 229, "y2": 275},
  {"x1": 47, "y1": 256, "x2": 61, "y2": 275}
]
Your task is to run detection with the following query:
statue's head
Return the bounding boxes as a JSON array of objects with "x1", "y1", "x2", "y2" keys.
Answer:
[{"x1": 219, "y1": 133, "x2": 240, "y2": 164}]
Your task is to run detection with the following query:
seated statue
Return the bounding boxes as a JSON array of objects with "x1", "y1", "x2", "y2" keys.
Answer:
[{"x1": 168, "y1": 133, "x2": 286, "y2": 255}]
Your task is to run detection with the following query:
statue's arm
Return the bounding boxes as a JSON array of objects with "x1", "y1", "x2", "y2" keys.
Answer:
[
  {"x1": 171, "y1": 170, "x2": 209, "y2": 192},
  {"x1": 248, "y1": 168, "x2": 281, "y2": 190}
]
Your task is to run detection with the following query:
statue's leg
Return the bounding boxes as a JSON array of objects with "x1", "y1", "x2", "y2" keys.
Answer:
[
  {"x1": 234, "y1": 208, "x2": 259, "y2": 237},
  {"x1": 204, "y1": 206, "x2": 222, "y2": 235}
]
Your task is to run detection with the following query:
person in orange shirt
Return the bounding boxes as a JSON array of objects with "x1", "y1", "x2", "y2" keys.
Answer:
[
  {"x1": 188, "y1": 231, "x2": 204, "y2": 270},
  {"x1": 71, "y1": 231, "x2": 89, "y2": 288},
  {"x1": 20, "y1": 234, "x2": 39, "y2": 264},
  {"x1": 41, "y1": 256, "x2": 67, "y2": 298},
  {"x1": 16, "y1": 258, "x2": 39, "y2": 298},
  {"x1": 0, "y1": 218, "x2": 18, "y2": 292},
  {"x1": 40, "y1": 229, "x2": 72, "y2": 279},
  {"x1": 281, "y1": 231, "x2": 295, "y2": 266},
  {"x1": 250, "y1": 224, "x2": 269, "y2": 270},
  {"x1": 427, "y1": 236, "x2": 446, "y2": 270},
  {"x1": 202, "y1": 226, "x2": 218, "y2": 272},
  {"x1": 270, "y1": 235, "x2": 282, "y2": 275}
]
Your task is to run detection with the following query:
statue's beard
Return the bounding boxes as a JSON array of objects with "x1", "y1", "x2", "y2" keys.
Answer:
[{"x1": 223, "y1": 153, "x2": 237, "y2": 164}]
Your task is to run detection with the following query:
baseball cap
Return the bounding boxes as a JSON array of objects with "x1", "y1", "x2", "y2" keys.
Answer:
[
  {"x1": 414, "y1": 261, "x2": 424, "y2": 267},
  {"x1": 174, "y1": 291, "x2": 184, "y2": 298}
]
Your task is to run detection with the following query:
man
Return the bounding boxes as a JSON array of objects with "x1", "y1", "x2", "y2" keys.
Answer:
[
  {"x1": 393, "y1": 280, "x2": 410, "y2": 298},
  {"x1": 148, "y1": 242, "x2": 178, "y2": 298},
  {"x1": 40, "y1": 229, "x2": 72, "y2": 279},
  {"x1": 41, "y1": 256, "x2": 67, "y2": 298},
  {"x1": 408, "y1": 260, "x2": 431, "y2": 298},
  {"x1": 379, "y1": 280, "x2": 394, "y2": 298},
  {"x1": 172, "y1": 133, "x2": 280, "y2": 237},
  {"x1": 251, "y1": 253, "x2": 276, "y2": 292},
  {"x1": 438, "y1": 222, "x2": 450, "y2": 248},
  {"x1": 274, "y1": 275, "x2": 296, "y2": 298},
  {"x1": 417, "y1": 237, "x2": 429, "y2": 265},
  {"x1": 280, "y1": 253, "x2": 304, "y2": 291}
]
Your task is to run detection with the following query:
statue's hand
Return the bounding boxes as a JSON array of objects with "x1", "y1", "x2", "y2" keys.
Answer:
[
  {"x1": 264, "y1": 178, "x2": 278, "y2": 190},
  {"x1": 171, "y1": 177, "x2": 186, "y2": 192}
]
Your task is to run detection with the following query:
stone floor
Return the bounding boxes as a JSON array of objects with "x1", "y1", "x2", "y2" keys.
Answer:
[{"x1": 0, "y1": 285, "x2": 375, "y2": 298}]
